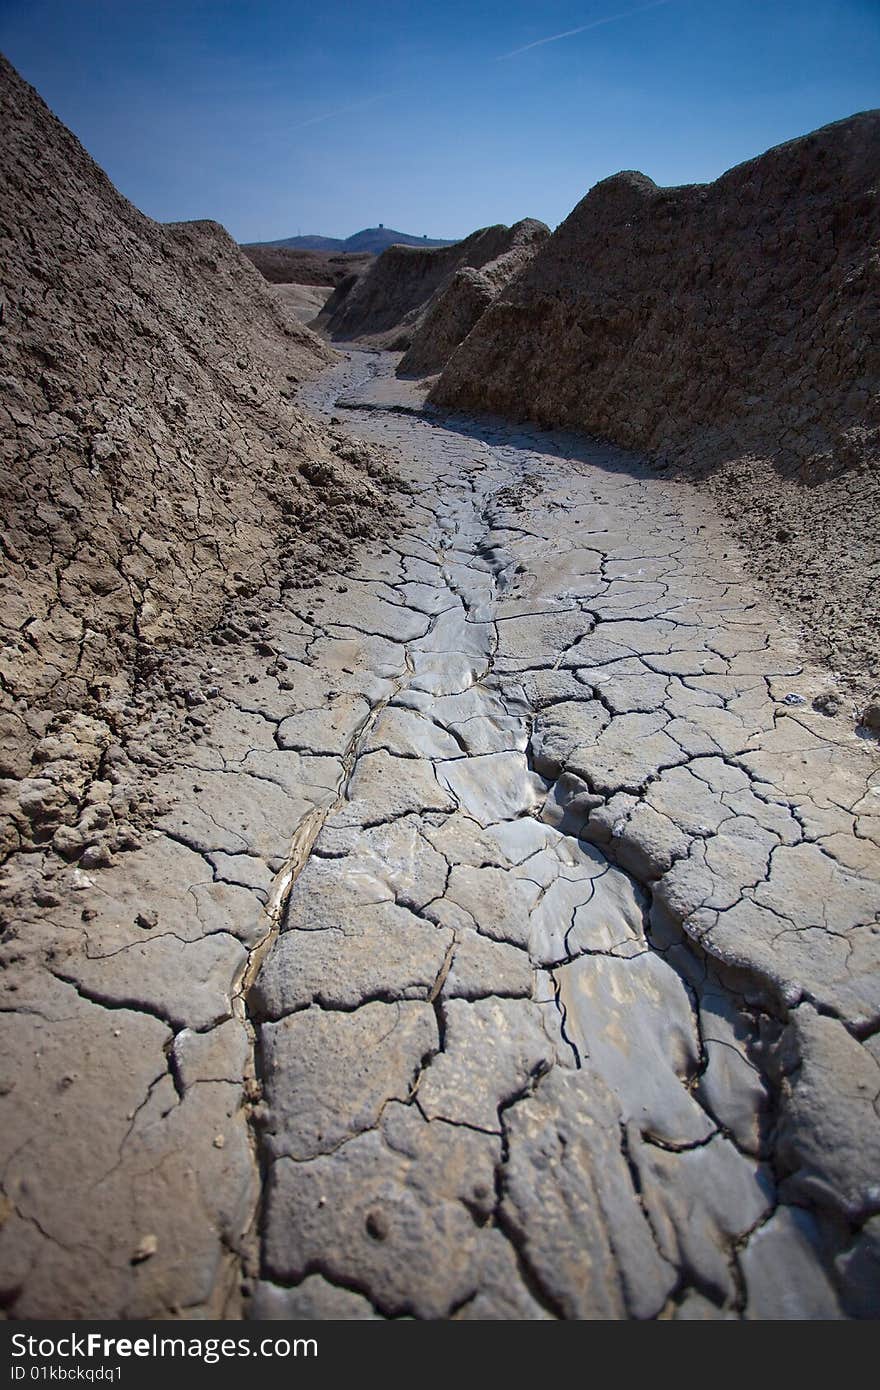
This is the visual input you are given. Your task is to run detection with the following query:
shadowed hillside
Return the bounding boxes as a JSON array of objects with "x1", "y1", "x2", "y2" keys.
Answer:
[
  {"x1": 432, "y1": 114, "x2": 880, "y2": 691},
  {"x1": 324, "y1": 219, "x2": 549, "y2": 350},
  {"x1": 241, "y1": 243, "x2": 374, "y2": 286}
]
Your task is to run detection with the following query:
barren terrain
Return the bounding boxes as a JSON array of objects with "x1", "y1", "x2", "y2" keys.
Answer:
[
  {"x1": 431, "y1": 116, "x2": 880, "y2": 697},
  {"x1": 323, "y1": 220, "x2": 550, "y2": 350},
  {"x1": 398, "y1": 218, "x2": 549, "y2": 376},
  {"x1": 241, "y1": 243, "x2": 374, "y2": 287},
  {"x1": 1, "y1": 54, "x2": 878, "y2": 1323},
  {"x1": 2, "y1": 351, "x2": 877, "y2": 1319}
]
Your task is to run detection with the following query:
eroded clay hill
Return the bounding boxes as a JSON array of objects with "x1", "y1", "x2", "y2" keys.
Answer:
[
  {"x1": 432, "y1": 114, "x2": 880, "y2": 693},
  {"x1": 397, "y1": 218, "x2": 550, "y2": 375},
  {"x1": 323, "y1": 219, "x2": 549, "y2": 349},
  {"x1": 0, "y1": 56, "x2": 398, "y2": 862},
  {"x1": 1, "y1": 59, "x2": 879, "y2": 1319}
]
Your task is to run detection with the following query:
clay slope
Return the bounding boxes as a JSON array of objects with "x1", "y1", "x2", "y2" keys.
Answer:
[
  {"x1": 398, "y1": 218, "x2": 549, "y2": 375},
  {"x1": 432, "y1": 113, "x2": 880, "y2": 690},
  {"x1": 0, "y1": 55, "x2": 397, "y2": 849},
  {"x1": 323, "y1": 219, "x2": 549, "y2": 349},
  {"x1": 269, "y1": 280, "x2": 335, "y2": 324}
]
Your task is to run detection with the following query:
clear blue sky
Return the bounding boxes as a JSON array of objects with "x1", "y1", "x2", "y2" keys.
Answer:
[{"x1": 1, "y1": 0, "x2": 878, "y2": 242}]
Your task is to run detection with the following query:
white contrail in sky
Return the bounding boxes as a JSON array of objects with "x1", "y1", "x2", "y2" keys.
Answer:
[
  {"x1": 293, "y1": 1, "x2": 675, "y2": 132},
  {"x1": 497, "y1": 0, "x2": 674, "y2": 60},
  {"x1": 290, "y1": 93, "x2": 389, "y2": 131}
]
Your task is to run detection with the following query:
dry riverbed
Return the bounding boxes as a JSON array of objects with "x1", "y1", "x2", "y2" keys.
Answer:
[{"x1": 1, "y1": 352, "x2": 878, "y2": 1319}]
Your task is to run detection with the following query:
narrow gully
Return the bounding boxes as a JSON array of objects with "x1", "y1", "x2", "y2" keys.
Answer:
[{"x1": 231, "y1": 350, "x2": 838, "y2": 1320}]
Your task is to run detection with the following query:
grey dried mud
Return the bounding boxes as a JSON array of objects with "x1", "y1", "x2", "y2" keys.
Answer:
[{"x1": 2, "y1": 351, "x2": 877, "y2": 1319}]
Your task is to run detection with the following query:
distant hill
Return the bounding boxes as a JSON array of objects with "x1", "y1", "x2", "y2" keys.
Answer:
[{"x1": 256, "y1": 226, "x2": 458, "y2": 255}]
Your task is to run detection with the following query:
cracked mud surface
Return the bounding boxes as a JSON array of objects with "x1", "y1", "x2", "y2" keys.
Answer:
[{"x1": 2, "y1": 351, "x2": 879, "y2": 1320}]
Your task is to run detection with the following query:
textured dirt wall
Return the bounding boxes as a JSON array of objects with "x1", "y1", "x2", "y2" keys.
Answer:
[
  {"x1": 0, "y1": 55, "x2": 399, "y2": 862},
  {"x1": 323, "y1": 221, "x2": 549, "y2": 348},
  {"x1": 432, "y1": 114, "x2": 880, "y2": 691},
  {"x1": 398, "y1": 219, "x2": 549, "y2": 376}
]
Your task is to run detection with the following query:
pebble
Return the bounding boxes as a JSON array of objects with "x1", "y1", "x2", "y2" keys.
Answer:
[{"x1": 131, "y1": 1234, "x2": 158, "y2": 1264}]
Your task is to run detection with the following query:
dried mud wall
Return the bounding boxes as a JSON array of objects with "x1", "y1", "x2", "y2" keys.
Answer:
[
  {"x1": 323, "y1": 220, "x2": 549, "y2": 348},
  {"x1": 398, "y1": 218, "x2": 549, "y2": 375},
  {"x1": 432, "y1": 114, "x2": 880, "y2": 689},
  {"x1": 0, "y1": 56, "x2": 397, "y2": 847}
]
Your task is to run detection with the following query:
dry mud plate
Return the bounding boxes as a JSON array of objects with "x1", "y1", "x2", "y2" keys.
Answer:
[{"x1": 2, "y1": 352, "x2": 879, "y2": 1320}]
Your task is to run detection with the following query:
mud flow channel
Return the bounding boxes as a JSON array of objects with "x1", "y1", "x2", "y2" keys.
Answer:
[
  {"x1": 246, "y1": 352, "x2": 880, "y2": 1320},
  {"x1": 5, "y1": 351, "x2": 876, "y2": 1320}
]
